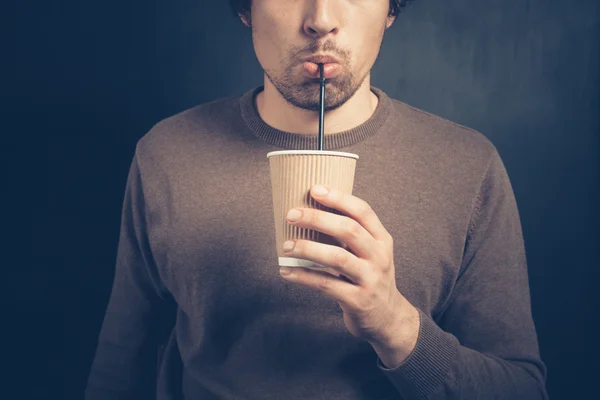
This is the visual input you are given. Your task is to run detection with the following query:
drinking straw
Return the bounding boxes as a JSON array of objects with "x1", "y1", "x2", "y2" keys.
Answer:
[{"x1": 318, "y1": 63, "x2": 326, "y2": 151}]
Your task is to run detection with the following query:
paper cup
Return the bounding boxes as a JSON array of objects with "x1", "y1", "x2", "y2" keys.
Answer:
[{"x1": 267, "y1": 150, "x2": 358, "y2": 275}]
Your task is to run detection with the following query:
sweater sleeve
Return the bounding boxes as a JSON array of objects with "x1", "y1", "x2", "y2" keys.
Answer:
[
  {"x1": 85, "y1": 152, "x2": 175, "y2": 399},
  {"x1": 377, "y1": 148, "x2": 548, "y2": 399}
]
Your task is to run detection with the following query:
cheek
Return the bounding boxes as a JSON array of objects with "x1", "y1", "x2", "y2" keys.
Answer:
[
  {"x1": 252, "y1": 29, "x2": 278, "y2": 67},
  {"x1": 252, "y1": 15, "x2": 290, "y2": 65},
  {"x1": 352, "y1": 24, "x2": 385, "y2": 66}
]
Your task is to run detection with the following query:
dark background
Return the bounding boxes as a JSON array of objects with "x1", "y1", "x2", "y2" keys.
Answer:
[{"x1": 6, "y1": 0, "x2": 598, "y2": 399}]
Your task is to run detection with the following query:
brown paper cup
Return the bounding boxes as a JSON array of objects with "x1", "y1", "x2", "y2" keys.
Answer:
[{"x1": 267, "y1": 150, "x2": 358, "y2": 276}]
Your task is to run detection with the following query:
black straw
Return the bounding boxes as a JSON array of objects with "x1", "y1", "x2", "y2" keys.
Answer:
[{"x1": 318, "y1": 63, "x2": 326, "y2": 151}]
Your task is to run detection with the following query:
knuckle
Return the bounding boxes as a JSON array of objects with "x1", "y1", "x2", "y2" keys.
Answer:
[
  {"x1": 381, "y1": 259, "x2": 392, "y2": 271},
  {"x1": 377, "y1": 246, "x2": 391, "y2": 263},
  {"x1": 318, "y1": 274, "x2": 332, "y2": 289},
  {"x1": 360, "y1": 201, "x2": 374, "y2": 217},
  {"x1": 292, "y1": 240, "x2": 304, "y2": 254},
  {"x1": 312, "y1": 209, "x2": 324, "y2": 226},
  {"x1": 333, "y1": 249, "x2": 349, "y2": 266},
  {"x1": 386, "y1": 233, "x2": 394, "y2": 247},
  {"x1": 346, "y1": 220, "x2": 362, "y2": 239},
  {"x1": 381, "y1": 253, "x2": 393, "y2": 269},
  {"x1": 356, "y1": 290, "x2": 374, "y2": 311}
]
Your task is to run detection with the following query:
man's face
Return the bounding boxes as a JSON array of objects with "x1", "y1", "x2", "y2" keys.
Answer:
[{"x1": 245, "y1": 0, "x2": 395, "y2": 112}]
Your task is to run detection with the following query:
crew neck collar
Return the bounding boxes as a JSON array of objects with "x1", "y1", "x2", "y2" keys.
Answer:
[{"x1": 239, "y1": 85, "x2": 393, "y2": 150}]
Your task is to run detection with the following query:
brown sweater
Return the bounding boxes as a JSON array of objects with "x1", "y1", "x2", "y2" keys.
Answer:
[{"x1": 85, "y1": 86, "x2": 548, "y2": 400}]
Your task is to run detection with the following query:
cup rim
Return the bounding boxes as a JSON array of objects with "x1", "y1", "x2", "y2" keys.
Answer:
[{"x1": 267, "y1": 150, "x2": 359, "y2": 160}]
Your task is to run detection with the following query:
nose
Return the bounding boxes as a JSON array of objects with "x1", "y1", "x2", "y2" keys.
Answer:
[{"x1": 303, "y1": 0, "x2": 340, "y2": 38}]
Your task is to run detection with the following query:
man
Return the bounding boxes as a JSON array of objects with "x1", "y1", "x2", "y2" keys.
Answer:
[{"x1": 86, "y1": 0, "x2": 548, "y2": 399}]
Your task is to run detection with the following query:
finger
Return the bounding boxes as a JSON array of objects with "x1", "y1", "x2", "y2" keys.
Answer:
[
  {"x1": 286, "y1": 207, "x2": 377, "y2": 259},
  {"x1": 310, "y1": 185, "x2": 392, "y2": 243},
  {"x1": 340, "y1": 241, "x2": 354, "y2": 255},
  {"x1": 283, "y1": 239, "x2": 366, "y2": 285},
  {"x1": 279, "y1": 265, "x2": 360, "y2": 305}
]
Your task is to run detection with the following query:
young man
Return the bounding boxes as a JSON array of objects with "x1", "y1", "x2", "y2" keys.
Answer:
[{"x1": 86, "y1": 1, "x2": 548, "y2": 399}]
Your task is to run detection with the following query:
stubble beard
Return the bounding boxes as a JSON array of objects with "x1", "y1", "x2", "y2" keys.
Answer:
[{"x1": 264, "y1": 61, "x2": 368, "y2": 113}]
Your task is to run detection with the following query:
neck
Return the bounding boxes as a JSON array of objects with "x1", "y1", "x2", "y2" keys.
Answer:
[{"x1": 255, "y1": 75, "x2": 379, "y2": 135}]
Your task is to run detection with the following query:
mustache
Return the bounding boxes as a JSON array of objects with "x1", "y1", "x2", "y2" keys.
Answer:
[{"x1": 294, "y1": 40, "x2": 348, "y2": 63}]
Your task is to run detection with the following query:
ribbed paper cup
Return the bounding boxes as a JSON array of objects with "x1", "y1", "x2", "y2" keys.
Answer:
[{"x1": 267, "y1": 150, "x2": 359, "y2": 275}]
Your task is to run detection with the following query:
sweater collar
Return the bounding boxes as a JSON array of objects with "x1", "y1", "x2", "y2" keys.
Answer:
[{"x1": 240, "y1": 85, "x2": 393, "y2": 150}]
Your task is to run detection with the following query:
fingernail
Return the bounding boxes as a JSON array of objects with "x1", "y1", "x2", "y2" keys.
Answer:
[
  {"x1": 286, "y1": 209, "x2": 302, "y2": 222},
  {"x1": 283, "y1": 240, "x2": 295, "y2": 252},
  {"x1": 312, "y1": 185, "x2": 329, "y2": 196},
  {"x1": 280, "y1": 266, "x2": 292, "y2": 275}
]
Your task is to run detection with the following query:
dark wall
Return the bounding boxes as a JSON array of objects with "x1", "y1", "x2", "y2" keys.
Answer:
[{"x1": 9, "y1": 0, "x2": 598, "y2": 398}]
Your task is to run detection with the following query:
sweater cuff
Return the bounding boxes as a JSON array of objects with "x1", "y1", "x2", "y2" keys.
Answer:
[{"x1": 376, "y1": 308, "x2": 458, "y2": 400}]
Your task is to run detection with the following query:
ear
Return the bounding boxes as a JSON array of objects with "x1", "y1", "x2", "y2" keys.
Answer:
[
  {"x1": 239, "y1": 12, "x2": 252, "y2": 28},
  {"x1": 386, "y1": 15, "x2": 396, "y2": 29}
]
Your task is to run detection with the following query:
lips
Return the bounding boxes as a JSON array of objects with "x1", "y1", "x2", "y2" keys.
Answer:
[
  {"x1": 301, "y1": 54, "x2": 342, "y2": 79},
  {"x1": 303, "y1": 55, "x2": 340, "y2": 65}
]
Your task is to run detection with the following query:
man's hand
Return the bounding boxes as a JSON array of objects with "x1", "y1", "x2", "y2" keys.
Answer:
[{"x1": 279, "y1": 184, "x2": 420, "y2": 368}]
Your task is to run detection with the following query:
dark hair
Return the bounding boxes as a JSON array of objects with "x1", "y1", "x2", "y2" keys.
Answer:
[{"x1": 228, "y1": 0, "x2": 414, "y2": 25}]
